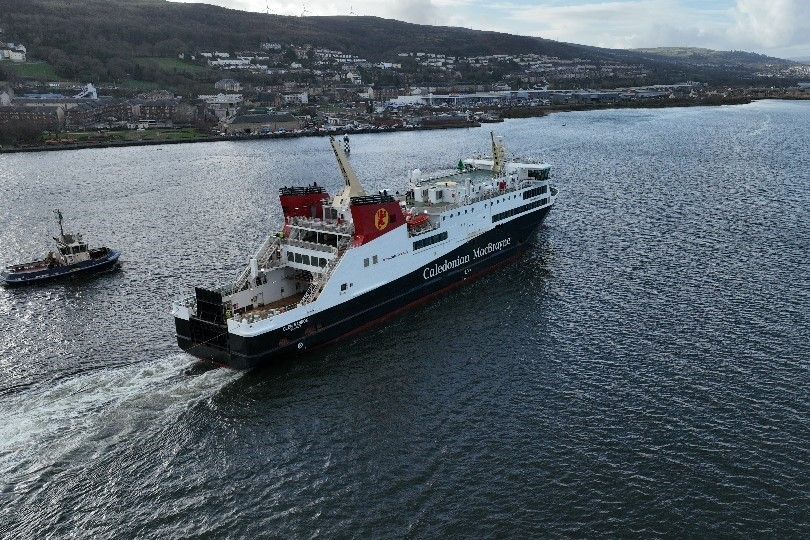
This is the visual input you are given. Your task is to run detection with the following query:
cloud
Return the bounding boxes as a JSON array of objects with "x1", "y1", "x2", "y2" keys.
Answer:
[
  {"x1": 389, "y1": 0, "x2": 440, "y2": 24},
  {"x1": 729, "y1": 0, "x2": 810, "y2": 50}
]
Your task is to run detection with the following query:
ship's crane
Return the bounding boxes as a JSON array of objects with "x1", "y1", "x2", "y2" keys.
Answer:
[
  {"x1": 491, "y1": 131, "x2": 506, "y2": 177},
  {"x1": 329, "y1": 135, "x2": 365, "y2": 209}
]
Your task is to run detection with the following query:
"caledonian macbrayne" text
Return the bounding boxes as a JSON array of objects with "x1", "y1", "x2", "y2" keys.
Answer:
[{"x1": 422, "y1": 238, "x2": 512, "y2": 280}]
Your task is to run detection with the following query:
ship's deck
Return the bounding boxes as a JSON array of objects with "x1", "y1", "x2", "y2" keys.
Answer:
[
  {"x1": 417, "y1": 168, "x2": 493, "y2": 187},
  {"x1": 237, "y1": 292, "x2": 305, "y2": 319}
]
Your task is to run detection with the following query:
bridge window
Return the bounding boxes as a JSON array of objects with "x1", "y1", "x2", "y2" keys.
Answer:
[{"x1": 413, "y1": 231, "x2": 448, "y2": 250}]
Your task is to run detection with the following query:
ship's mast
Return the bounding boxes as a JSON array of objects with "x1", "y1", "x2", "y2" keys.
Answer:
[
  {"x1": 54, "y1": 209, "x2": 64, "y2": 238},
  {"x1": 330, "y1": 135, "x2": 365, "y2": 208}
]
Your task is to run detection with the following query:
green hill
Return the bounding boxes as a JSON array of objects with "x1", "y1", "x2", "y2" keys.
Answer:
[{"x1": 0, "y1": 0, "x2": 800, "y2": 91}]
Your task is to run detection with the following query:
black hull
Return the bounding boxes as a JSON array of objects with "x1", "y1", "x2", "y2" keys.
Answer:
[
  {"x1": 2, "y1": 250, "x2": 121, "y2": 287},
  {"x1": 176, "y1": 207, "x2": 550, "y2": 369}
]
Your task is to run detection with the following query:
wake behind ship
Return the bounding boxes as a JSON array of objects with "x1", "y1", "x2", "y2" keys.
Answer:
[{"x1": 172, "y1": 134, "x2": 558, "y2": 369}]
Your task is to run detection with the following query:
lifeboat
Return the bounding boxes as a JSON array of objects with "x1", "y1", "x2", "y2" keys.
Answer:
[{"x1": 406, "y1": 213, "x2": 431, "y2": 230}]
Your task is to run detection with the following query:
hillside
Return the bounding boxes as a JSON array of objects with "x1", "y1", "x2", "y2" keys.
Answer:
[
  {"x1": 633, "y1": 47, "x2": 794, "y2": 67},
  {"x1": 0, "y1": 0, "x2": 802, "y2": 90}
]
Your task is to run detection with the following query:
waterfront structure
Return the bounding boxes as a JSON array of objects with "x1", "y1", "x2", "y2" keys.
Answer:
[
  {"x1": 172, "y1": 134, "x2": 557, "y2": 369},
  {"x1": 225, "y1": 112, "x2": 300, "y2": 134}
]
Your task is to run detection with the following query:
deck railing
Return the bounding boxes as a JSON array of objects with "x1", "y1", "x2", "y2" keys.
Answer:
[
  {"x1": 285, "y1": 238, "x2": 339, "y2": 254},
  {"x1": 298, "y1": 237, "x2": 352, "y2": 307}
]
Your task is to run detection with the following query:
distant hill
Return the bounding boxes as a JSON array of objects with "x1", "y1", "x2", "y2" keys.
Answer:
[
  {"x1": 0, "y1": 0, "x2": 802, "y2": 91},
  {"x1": 633, "y1": 47, "x2": 794, "y2": 67}
]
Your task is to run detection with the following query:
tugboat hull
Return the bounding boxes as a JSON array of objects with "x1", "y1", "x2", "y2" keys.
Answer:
[{"x1": 1, "y1": 250, "x2": 120, "y2": 287}]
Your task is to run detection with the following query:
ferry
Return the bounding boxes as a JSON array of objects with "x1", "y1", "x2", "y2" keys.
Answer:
[
  {"x1": 1, "y1": 210, "x2": 120, "y2": 287},
  {"x1": 172, "y1": 134, "x2": 557, "y2": 369}
]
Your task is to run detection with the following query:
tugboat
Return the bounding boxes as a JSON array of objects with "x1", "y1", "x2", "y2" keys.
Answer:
[
  {"x1": 1, "y1": 210, "x2": 120, "y2": 287},
  {"x1": 172, "y1": 133, "x2": 558, "y2": 369}
]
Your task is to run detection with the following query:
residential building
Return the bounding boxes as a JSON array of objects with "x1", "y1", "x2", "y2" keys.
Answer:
[
  {"x1": 283, "y1": 92, "x2": 309, "y2": 105},
  {"x1": 0, "y1": 43, "x2": 26, "y2": 62},
  {"x1": 199, "y1": 93, "x2": 243, "y2": 120},
  {"x1": 0, "y1": 88, "x2": 13, "y2": 106},
  {"x1": 0, "y1": 106, "x2": 58, "y2": 131},
  {"x1": 215, "y1": 79, "x2": 242, "y2": 92}
]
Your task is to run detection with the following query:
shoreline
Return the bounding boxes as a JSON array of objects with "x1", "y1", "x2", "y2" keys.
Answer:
[{"x1": 0, "y1": 96, "x2": 799, "y2": 155}]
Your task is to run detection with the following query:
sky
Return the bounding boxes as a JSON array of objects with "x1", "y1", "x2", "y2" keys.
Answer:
[{"x1": 171, "y1": 0, "x2": 810, "y2": 59}]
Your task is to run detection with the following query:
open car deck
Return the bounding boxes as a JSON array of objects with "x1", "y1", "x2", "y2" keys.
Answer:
[{"x1": 237, "y1": 292, "x2": 306, "y2": 318}]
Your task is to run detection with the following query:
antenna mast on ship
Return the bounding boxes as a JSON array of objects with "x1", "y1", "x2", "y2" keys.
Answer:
[{"x1": 54, "y1": 209, "x2": 64, "y2": 238}]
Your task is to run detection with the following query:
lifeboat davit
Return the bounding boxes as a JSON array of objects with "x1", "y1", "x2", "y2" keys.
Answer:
[{"x1": 406, "y1": 213, "x2": 430, "y2": 229}]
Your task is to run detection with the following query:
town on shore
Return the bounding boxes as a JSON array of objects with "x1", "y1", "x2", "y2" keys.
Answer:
[{"x1": 2, "y1": 40, "x2": 809, "y2": 153}]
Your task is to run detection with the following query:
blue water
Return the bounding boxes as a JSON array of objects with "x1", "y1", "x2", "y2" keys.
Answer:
[{"x1": 0, "y1": 100, "x2": 808, "y2": 537}]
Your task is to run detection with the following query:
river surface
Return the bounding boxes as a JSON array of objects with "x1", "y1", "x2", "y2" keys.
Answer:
[{"x1": 0, "y1": 100, "x2": 808, "y2": 537}]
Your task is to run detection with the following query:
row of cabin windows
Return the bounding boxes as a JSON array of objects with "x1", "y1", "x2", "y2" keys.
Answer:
[
  {"x1": 528, "y1": 169, "x2": 550, "y2": 181},
  {"x1": 60, "y1": 244, "x2": 87, "y2": 255},
  {"x1": 287, "y1": 251, "x2": 328, "y2": 268},
  {"x1": 523, "y1": 185, "x2": 548, "y2": 200},
  {"x1": 413, "y1": 231, "x2": 448, "y2": 250},
  {"x1": 493, "y1": 198, "x2": 548, "y2": 223},
  {"x1": 363, "y1": 255, "x2": 379, "y2": 267},
  {"x1": 442, "y1": 207, "x2": 475, "y2": 221}
]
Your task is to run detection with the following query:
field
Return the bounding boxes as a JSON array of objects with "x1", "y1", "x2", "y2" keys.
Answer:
[
  {"x1": 1, "y1": 61, "x2": 61, "y2": 80},
  {"x1": 134, "y1": 57, "x2": 208, "y2": 75},
  {"x1": 117, "y1": 79, "x2": 163, "y2": 91}
]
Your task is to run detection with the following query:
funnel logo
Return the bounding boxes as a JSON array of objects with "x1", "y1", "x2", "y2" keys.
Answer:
[{"x1": 374, "y1": 208, "x2": 390, "y2": 231}]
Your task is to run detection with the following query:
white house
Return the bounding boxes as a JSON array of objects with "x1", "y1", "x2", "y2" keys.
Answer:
[
  {"x1": 0, "y1": 43, "x2": 26, "y2": 62},
  {"x1": 215, "y1": 78, "x2": 242, "y2": 92},
  {"x1": 208, "y1": 58, "x2": 251, "y2": 69},
  {"x1": 283, "y1": 92, "x2": 308, "y2": 105},
  {"x1": 0, "y1": 88, "x2": 13, "y2": 106}
]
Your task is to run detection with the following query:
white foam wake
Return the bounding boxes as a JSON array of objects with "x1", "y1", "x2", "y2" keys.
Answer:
[{"x1": 0, "y1": 354, "x2": 238, "y2": 485}]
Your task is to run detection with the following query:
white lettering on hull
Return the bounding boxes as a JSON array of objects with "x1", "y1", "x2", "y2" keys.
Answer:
[
  {"x1": 473, "y1": 238, "x2": 511, "y2": 259},
  {"x1": 423, "y1": 255, "x2": 470, "y2": 280},
  {"x1": 282, "y1": 317, "x2": 309, "y2": 332},
  {"x1": 422, "y1": 237, "x2": 512, "y2": 280}
]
